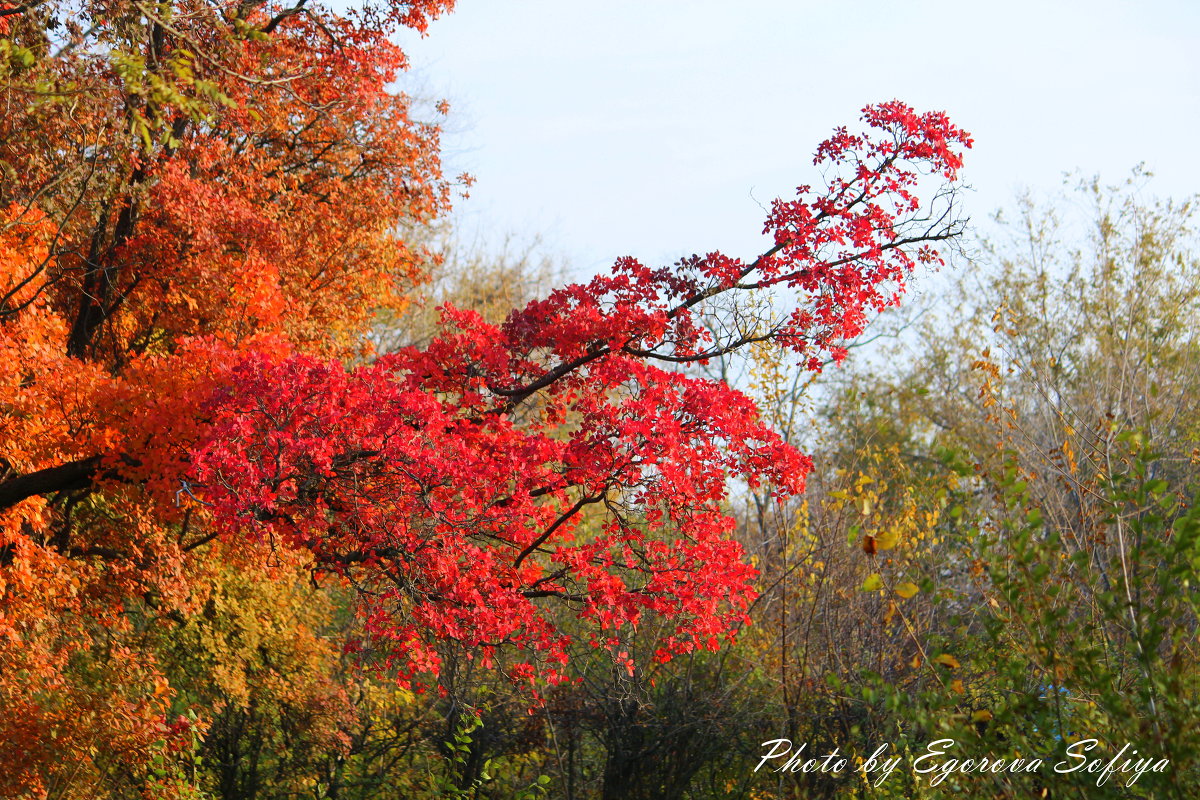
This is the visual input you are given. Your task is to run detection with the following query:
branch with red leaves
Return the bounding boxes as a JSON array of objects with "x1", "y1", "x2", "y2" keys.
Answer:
[{"x1": 182, "y1": 101, "x2": 972, "y2": 686}]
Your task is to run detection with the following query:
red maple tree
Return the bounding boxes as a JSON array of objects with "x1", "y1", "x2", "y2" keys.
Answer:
[
  {"x1": 0, "y1": 0, "x2": 969, "y2": 789},
  {"x1": 187, "y1": 101, "x2": 972, "y2": 686}
]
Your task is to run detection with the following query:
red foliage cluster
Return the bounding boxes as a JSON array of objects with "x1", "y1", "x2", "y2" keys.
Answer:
[{"x1": 189, "y1": 102, "x2": 971, "y2": 685}]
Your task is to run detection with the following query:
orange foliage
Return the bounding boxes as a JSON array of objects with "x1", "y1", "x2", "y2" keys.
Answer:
[{"x1": 0, "y1": 1, "x2": 452, "y2": 794}]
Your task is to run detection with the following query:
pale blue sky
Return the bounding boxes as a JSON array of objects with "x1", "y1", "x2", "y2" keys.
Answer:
[{"x1": 397, "y1": 1, "x2": 1200, "y2": 274}]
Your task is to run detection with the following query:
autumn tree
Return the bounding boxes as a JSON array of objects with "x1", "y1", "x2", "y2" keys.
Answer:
[
  {"x1": 1, "y1": 1, "x2": 454, "y2": 794},
  {"x1": 2, "y1": 1, "x2": 972, "y2": 795},
  {"x1": 185, "y1": 101, "x2": 972, "y2": 687}
]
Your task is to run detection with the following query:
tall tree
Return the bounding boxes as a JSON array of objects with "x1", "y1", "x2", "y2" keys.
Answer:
[
  {"x1": 1, "y1": 1, "x2": 453, "y2": 794},
  {"x1": 1, "y1": 2, "x2": 971, "y2": 794}
]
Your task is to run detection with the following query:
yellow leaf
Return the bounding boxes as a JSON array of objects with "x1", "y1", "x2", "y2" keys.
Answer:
[
  {"x1": 895, "y1": 582, "x2": 919, "y2": 599},
  {"x1": 874, "y1": 529, "x2": 900, "y2": 550},
  {"x1": 971, "y1": 709, "x2": 993, "y2": 723},
  {"x1": 934, "y1": 653, "x2": 961, "y2": 669},
  {"x1": 951, "y1": 679, "x2": 965, "y2": 695},
  {"x1": 861, "y1": 573, "x2": 883, "y2": 592}
]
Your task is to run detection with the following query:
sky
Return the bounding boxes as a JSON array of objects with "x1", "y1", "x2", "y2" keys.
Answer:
[{"x1": 395, "y1": 1, "x2": 1200, "y2": 277}]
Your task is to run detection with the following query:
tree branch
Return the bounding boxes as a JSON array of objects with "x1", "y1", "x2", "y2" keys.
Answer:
[{"x1": 0, "y1": 454, "x2": 137, "y2": 509}]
